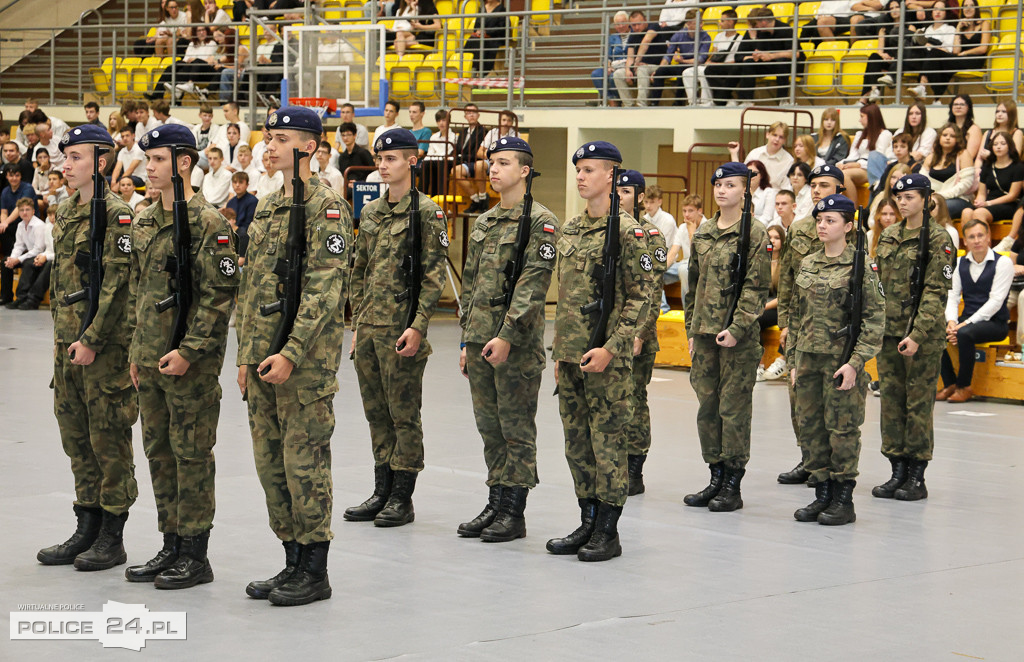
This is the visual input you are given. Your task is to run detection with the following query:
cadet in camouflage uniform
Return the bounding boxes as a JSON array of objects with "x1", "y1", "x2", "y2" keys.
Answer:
[
  {"x1": 346, "y1": 128, "x2": 448, "y2": 529},
  {"x1": 787, "y1": 194, "x2": 884, "y2": 526},
  {"x1": 457, "y1": 136, "x2": 556, "y2": 543},
  {"x1": 873, "y1": 173, "x2": 955, "y2": 502},
  {"x1": 683, "y1": 162, "x2": 770, "y2": 513},
  {"x1": 124, "y1": 124, "x2": 238, "y2": 589},
  {"x1": 545, "y1": 141, "x2": 653, "y2": 563},
  {"x1": 237, "y1": 107, "x2": 353, "y2": 607},
  {"x1": 38, "y1": 125, "x2": 139, "y2": 572},
  {"x1": 775, "y1": 164, "x2": 845, "y2": 486},
  {"x1": 615, "y1": 170, "x2": 668, "y2": 497}
]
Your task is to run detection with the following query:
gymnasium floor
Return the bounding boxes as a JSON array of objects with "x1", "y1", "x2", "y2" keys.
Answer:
[{"x1": 2, "y1": 310, "x2": 1022, "y2": 660}]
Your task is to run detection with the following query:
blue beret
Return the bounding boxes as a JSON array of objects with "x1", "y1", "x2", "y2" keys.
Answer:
[
  {"x1": 809, "y1": 163, "x2": 844, "y2": 184},
  {"x1": 812, "y1": 193, "x2": 856, "y2": 218},
  {"x1": 139, "y1": 124, "x2": 197, "y2": 152},
  {"x1": 487, "y1": 135, "x2": 532, "y2": 158},
  {"x1": 617, "y1": 169, "x2": 645, "y2": 190},
  {"x1": 572, "y1": 140, "x2": 622, "y2": 165},
  {"x1": 265, "y1": 105, "x2": 323, "y2": 135},
  {"x1": 711, "y1": 162, "x2": 750, "y2": 183},
  {"x1": 893, "y1": 173, "x2": 931, "y2": 193},
  {"x1": 58, "y1": 124, "x2": 115, "y2": 153},
  {"x1": 374, "y1": 128, "x2": 419, "y2": 153}
]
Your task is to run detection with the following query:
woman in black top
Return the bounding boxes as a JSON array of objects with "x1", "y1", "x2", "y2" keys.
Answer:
[
  {"x1": 954, "y1": 0, "x2": 991, "y2": 74},
  {"x1": 922, "y1": 122, "x2": 974, "y2": 219},
  {"x1": 859, "y1": 0, "x2": 902, "y2": 104},
  {"x1": 961, "y1": 132, "x2": 1024, "y2": 226},
  {"x1": 463, "y1": 0, "x2": 508, "y2": 77}
]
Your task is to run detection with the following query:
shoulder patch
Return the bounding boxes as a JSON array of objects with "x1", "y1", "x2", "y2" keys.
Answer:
[
  {"x1": 439, "y1": 229, "x2": 450, "y2": 248},
  {"x1": 217, "y1": 235, "x2": 230, "y2": 245},
  {"x1": 648, "y1": 228, "x2": 659, "y2": 236},
  {"x1": 654, "y1": 246, "x2": 667, "y2": 263},
  {"x1": 943, "y1": 244, "x2": 953, "y2": 255},
  {"x1": 326, "y1": 208, "x2": 341, "y2": 220},
  {"x1": 639, "y1": 253, "x2": 653, "y2": 272},
  {"x1": 116, "y1": 234, "x2": 132, "y2": 253},
  {"x1": 325, "y1": 233, "x2": 346, "y2": 255},
  {"x1": 766, "y1": 242, "x2": 773, "y2": 254},
  {"x1": 870, "y1": 262, "x2": 878, "y2": 272},
  {"x1": 634, "y1": 228, "x2": 645, "y2": 238},
  {"x1": 436, "y1": 209, "x2": 445, "y2": 220},
  {"x1": 542, "y1": 222, "x2": 555, "y2": 234},
  {"x1": 538, "y1": 241, "x2": 556, "y2": 261},
  {"x1": 942, "y1": 264, "x2": 953, "y2": 280},
  {"x1": 117, "y1": 214, "x2": 132, "y2": 225},
  {"x1": 219, "y1": 256, "x2": 236, "y2": 276}
]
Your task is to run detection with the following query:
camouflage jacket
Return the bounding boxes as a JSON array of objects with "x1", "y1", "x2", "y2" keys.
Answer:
[
  {"x1": 876, "y1": 220, "x2": 954, "y2": 345},
  {"x1": 128, "y1": 191, "x2": 239, "y2": 372},
  {"x1": 351, "y1": 188, "x2": 448, "y2": 334},
  {"x1": 776, "y1": 214, "x2": 815, "y2": 329},
  {"x1": 459, "y1": 198, "x2": 558, "y2": 348},
  {"x1": 684, "y1": 211, "x2": 771, "y2": 343},
  {"x1": 236, "y1": 175, "x2": 353, "y2": 371},
  {"x1": 636, "y1": 217, "x2": 668, "y2": 353},
  {"x1": 786, "y1": 243, "x2": 885, "y2": 372},
  {"x1": 551, "y1": 210, "x2": 653, "y2": 366},
  {"x1": 51, "y1": 187, "x2": 135, "y2": 350}
]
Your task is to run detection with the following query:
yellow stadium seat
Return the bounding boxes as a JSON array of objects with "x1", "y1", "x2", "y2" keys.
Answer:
[
  {"x1": 798, "y1": 1, "x2": 821, "y2": 27},
  {"x1": 734, "y1": 4, "x2": 757, "y2": 25},
  {"x1": 389, "y1": 53, "x2": 423, "y2": 98},
  {"x1": 803, "y1": 40, "x2": 846, "y2": 98},
  {"x1": 767, "y1": 3, "x2": 797, "y2": 25},
  {"x1": 249, "y1": 130, "x2": 263, "y2": 148},
  {"x1": 445, "y1": 52, "x2": 474, "y2": 97},
  {"x1": 132, "y1": 57, "x2": 162, "y2": 95},
  {"x1": 89, "y1": 57, "x2": 116, "y2": 99},
  {"x1": 986, "y1": 34, "x2": 1020, "y2": 94},
  {"x1": 114, "y1": 57, "x2": 141, "y2": 98},
  {"x1": 977, "y1": 0, "x2": 1005, "y2": 20},
  {"x1": 435, "y1": 0, "x2": 455, "y2": 16},
  {"x1": 415, "y1": 52, "x2": 444, "y2": 100},
  {"x1": 995, "y1": 6, "x2": 1019, "y2": 36},
  {"x1": 530, "y1": 0, "x2": 552, "y2": 26},
  {"x1": 321, "y1": 1, "x2": 344, "y2": 21},
  {"x1": 838, "y1": 39, "x2": 878, "y2": 97}
]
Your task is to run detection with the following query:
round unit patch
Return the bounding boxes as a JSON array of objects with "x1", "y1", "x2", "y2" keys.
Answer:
[
  {"x1": 61, "y1": 133, "x2": 70, "y2": 145},
  {"x1": 538, "y1": 242, "x2": 556, "y2": 261},
  {"x1": 639, "y1": 253, "x2": 653, "y2": 272},
  {"x1": 439, "y1": 230, "x2": 450, "y2": 248},
  {"x1": 654, "y1": 247, "x2": 667, "y2": 263},
  {"x1": 942, "y1": 264, "x2": 953, "y2": 280},
  {"x1": 116, "y1": 235, "x2": 132, "y2": 253},
  {"x1": 325, "y1": 233, "x2": 346, "y2": 255},
  {"x1": 219, "y1": 256, "x2": 236, "y2": 277}
]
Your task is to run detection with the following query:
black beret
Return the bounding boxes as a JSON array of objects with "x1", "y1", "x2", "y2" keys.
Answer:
[
  {"x1": 617, "y1": 169, "x2": 645, "y2": 190},
  {"x1": 812, "y1": 193, "x2": 856, "y2": 218},
  {"x1": 265, "y1": 105, "x2": 324, "y2": 135},
  {"x1": 374, "y1": 128, "x2": 419, "y2": 152},
  {"x1": 711, "y1": 161, "x2": 751, "y2": 183},
  {"x1": 58, "y1": 124, "x2": 115, "y2": 153},
  {"x1": 572, "y1": 140, "x2": 622, "y2": 165},
  {"x1": 139, "y1": 124, "x2": 197, "y2": 152},
  {"x1": 487, "y1": 135, "x2": 532, "y2": 158}
]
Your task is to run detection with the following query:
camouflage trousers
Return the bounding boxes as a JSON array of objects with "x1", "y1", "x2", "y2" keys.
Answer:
[
  {"x1": 556, "y1": 361, "x2": 633, "y2": 507},
  {"x1": 53, "y1": 344, "x2": 138, "y2": 515},
  {"x1": 689, "y1": 334, "x2": 761, "y2": 470},
  {"x1": 625, "y1": 349, "x2": 657, "y2": 456},
  {"x1": 788, "y1": 376, "x2": 809, "y2": 464},
  {"x1": 137, "y1": 367, "x2": 219, "y2": 536},
  {"x1": 465, "y1": 342, "x2": 543, "y2": 488},
  {"x1": 353, "y1": 325, "x2": 430, "y2": 473},
  {"x1": 246, "y1": 366, "x2": 336, "y2": 545},
  {"x1": 793, "y1": 351, "x2": 868, "y2": 483},
  {"x1": 877, "y1": 336, "x2": 942, "y2": 461}
]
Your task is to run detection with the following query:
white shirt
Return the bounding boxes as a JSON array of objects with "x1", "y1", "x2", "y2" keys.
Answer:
[
  {"x1": 241, "y1": 162, "x2": 261, "y2": 192},
  {"x1": 42, "y1": 219, "x2": 55, "y2": 262},
  {"x1": 135, "y1": 115, "x2": 162, "y2": 143},
  {"x1": 845, "y1": 129, "x2": 893, "y2": 166},
  {"x1": 157, "y1": 12, "x2": 189, "y2": 39},
  {"x1": 746, "y1": 146, "x2": 794, "y2": 191},
  {"x1": 35, "y1": 140, "x2": 64, "y2": 170},
  {"x1": 336, "y1": 123, "x2": 370, "y2": 150},
  {"x1": 202, "y1": 165, "x2": 232, "y2": 206},
  {"x1": 711, "y1": 31, "x2": 742, "y2": 64},
  {"x1": 117, "y1": 144, "x2": 147, "y2": 180},
  {"x1": 426, "y1": 129, "x2": 457, "y2": 159},
  {"x1": 214, "y1": 120, "x2": 251, "y2": 152},
  {"x1": 161, "y1": 115, "x2": 189, "y2": 126},
  {"x1": 924, "y1": 23, "x2": 956, "y2": 51},
  {"x1": 190, "y1": 166, "x2": 205, "y2": 190},
  {"x1": 751, "y1": 186, "x2": 778, "y2": 226},
  {"x1": 319, "y1": 165, "x2": 344, "y2": 194},
  {"x1": 208, "y1": 7, "x2": 231, "y2": 25},
  {"x1": 890, "y1": 127, "x2": 937, "y2": 159},
  {"x1": 11, "y1": 215, "x2": 46, "y2": 263},
  {"x1": 123, "y1": 192, "x2": 145, "y2": 209},
  {"x1": 644, "y1": 208, "x2": 677, "y2": 249},
  {"x1": 817, "y1": 0, "x2": 854, "y2": 17},
  {"x1": 192, "y1": 123, "x2": 220, "y2": 151},
  {"x1": 255, "y1": 171, "x2": 283, "y2": 199},
  {"x1": 48, "y1": 117, "x2": 71, "y2": 143},
  {"x1": 184, "y1": 40, "x2": 218, "y2": 61},
  {"x1": 481, "y1": 128, "x2": 520, "y2": 156},
  {"x1": 251, "y1": 140, "x2": 269, "y2": 172},
  {"x1": 658, "y1": 0, "x2": 689, "y2": 27},
  {"x1": 372, "y1": 123, "x2": 399, "y2": 151},
  {"x1": 945, "y1": 249, "x2": 1014, "y2": 324}
]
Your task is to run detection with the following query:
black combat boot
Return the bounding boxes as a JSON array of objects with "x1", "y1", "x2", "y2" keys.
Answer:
[
  {"x1": 374, "y1": 471, "x2": 417, "y2": 527},
  {"x1": 344, "y1": 464, "x2": 394, "y2": 521},
  {"x1": 872, "y1": 457, "x2": 908, "y2": 498},
  {"x1": 708, "y1": 468, "x2": 744, "y2": 512},
  {"x1": 154, "y1": 530, "x2": 214, "y2": 589},
  {"x1": 777, "y1": 461, "x2": 811, "y2": 485},
  {"x1": 246, "y1": 540, "x2": 302, "y2": 599},
  {"x1": 818, "y1": 480, "x2": 857, "y2": 525},
  {"x1": 577, "y1": 502, "x2": 623, "y2": 562},
  {"x1": 546, "y1": 499, "x2": 598, "y2": 555},
  {"x1": 74, "y1": 510, "x2": 128, "y2": 571},
  {"x1": 38, "y1": 505, "x2": 102, "y2": 565},
  {"x1": 268, "y1": 541, "x2": 331, "y2": 606},
  {"x1": 894, "y1": 460, "x2": 928, "y2": 501},
  {"x1": 480, "y1": 486, "x2": 527, "y2": 543},
  {"x1": 627, "y1": 454, "x2": 647, "y2": 496},
  {"x1": 125, "y1": 533, "x2": 181, "y2": 582},
  {"x1": 794, "y1": 480, "x2": 833, "y2": 522},
  {"x1": 683, "y1": 463, "x2": 724, "y2": 507},
  {"x1": 457, "y1": 485, "x2": 502, "y2": 538}
]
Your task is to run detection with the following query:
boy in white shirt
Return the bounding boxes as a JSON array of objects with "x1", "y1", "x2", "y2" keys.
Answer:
[
  {"x1": 216, "y1": 101, "x2": 250, "y2": 149},
  {"x1": 662, "y1": 193, "x2": 705, "y2": 311},
  {"x1": 254, "y1": 150, "x2": 283, "y2": 198},
  {"x1": 134, "y1": 101, "x2": 163, "y2": 143},
  {"x1": 112, "y1": 127, "x2": 147, "y2": 182},
  {"x1": 334, "y1": 102, "x2": 370, "y2": 150},
  {"x1": 4, "y1": 197, "x2": 47, "y2": 309},
  {"x1": 236, "y1": 144, "x2": 261, "y2": 192},
  {"x1": 250, "y1": 130, "x2": 271, "y2": 173},
  {"x1": 371, "y1": 99, "x2": 400, "y2": 152},
  {"x1": 201, "y1": 147, "x2": 232, "y2": 206},
  {"x1": 314, "y1": 141, "x2": 344, "y2": 194}
]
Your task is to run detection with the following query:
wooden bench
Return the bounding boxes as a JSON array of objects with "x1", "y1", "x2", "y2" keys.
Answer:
[{"x1": 941, "y1": 337, "x2": 1024, "y2": 402}]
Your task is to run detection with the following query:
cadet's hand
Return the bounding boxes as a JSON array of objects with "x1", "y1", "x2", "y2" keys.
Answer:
[
  {"x1": 395, "y1": 328, "x2": 422, "y2": 357},
  {"x1": 158, "y1": 350, "x2": 191, "y2": 376},
  {"x1": 237, "y1": 365, "x2": 248, "y2": 395},
  {"x1": 688, "y1": 337, "x2": 695, "y2": 358},
  {"x1": 790, "y1": 368, "x2": 796, "y2": 386},
  {"x1": 459, "y1": 347, "x2": 469, "y2": 378},
  {"x1": 68, "y1": 341, "x2": 95, "y2": 366},
  {"x1": 482, "y1": 337, "x2": 511, "y2": 366},
  {"x1": 715, "y1": 329, "x2": 737, "y2": 347},
  {"x1": 633, "y1": 337, "x2": 643, "y2": 356},
  {"x1": 258, "y1": 354, "x2": 294, "y2": 383},
  {"x1": 130, "y1": 363, "x2": 140, "y2": 390},
  {"x1": 580, "y1": 347, "x2": 613, "y2": 373},
  {"x1": 898, "y1": 336, "x2": 919, "y2": 356},
  {"x1": 833, "y1": 363, "x2": 857, "y2": 390},
  {"x1": 349, "y1": 329, "x2": 357, "y2": 357},
  {"x1": 779, "y1": 326, "x2": 788, "y2": 351}
]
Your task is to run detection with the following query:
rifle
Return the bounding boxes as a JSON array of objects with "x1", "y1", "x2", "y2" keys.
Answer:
[
  {"x1": 720, "y1": 169, "x2": 753, "y2": 330},
  {"x1": 259, "y1": 147, "x2": 308, "y2": 373},
  {"x1": 898, "y1": 196, "x2": 931, "y2": 352},
  {"x1": 395, "y1": 162, "x2": 423, "y2": 351},
  {"x1": 831, "y1": 205, "x2": 867, "y2": 387},
  {"x1": 154, "y1": 145, "x2": 195, "y2": 366},
  {"x1": 488, "y1": 168, "x2": 539, "y2": 341},
  {"x1": 579, "y1": 165, "x2": 622, "y2": 365},
  {"x1": 63, "y1": 146, "x2": 108, "y2": 356}
]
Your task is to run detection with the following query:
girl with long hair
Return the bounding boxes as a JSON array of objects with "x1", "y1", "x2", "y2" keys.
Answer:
[
  {"x1": 893, "y1": 103, "x2": 936, "y2": 162},
  {"x1": 921, "y1": 123, "x2": 974, "y2": 219},
  {"x1": 812, "y1": 108, "x2": 850, "y2": 165},
  {"x1": 961, "y1": 131, "x2": 1024, "y2": 227},
  {"x1": 839, "y1": 103, "x2": 892, "y2": 194}
]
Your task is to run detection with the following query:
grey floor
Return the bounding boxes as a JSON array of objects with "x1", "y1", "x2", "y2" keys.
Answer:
[{"x1": 1, "y1": 309, "x2": 1023, "y2": 661}]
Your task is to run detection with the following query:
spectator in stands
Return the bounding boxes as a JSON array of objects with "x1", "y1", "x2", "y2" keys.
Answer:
[
  {"x1": 859, "y1": 0, "x2": 903, "y2": 104},
  {"x1": 202, "y1": 146, "x2": 232, "y2": 206},
  {"x1": 757, "y1": 224, "x2": 785, "y2": 333},
  {"x1": 870, "y1": 144, "x2": 915, "y2": 210},
  {"x1": 423, "y1": 110, "x2": 456, "y2": 196},
  {"x1": 730, "y1": 121, "x2": 794, "y2": 191},
  {"x1": 792, "y1": 134, "x2": 825, "y2": 170},
  {"x1": 920, "y1": 123, "x2": 974, "y2": 219},
  {"x1": 475, "y1": 109, "x2": 518, "y2": 188},
  {"x1": 685, "y1": 9, "x2": 740, "y2": 108},
  {"x1": 391, "y1": 0, "x2": 440, "y2": 59},
  {"x1": 852, "y1": 0, "x2": 889, "y2": 37},
  {"x1": 869, "y1": 197, "x2": 900, "y2": 257},
  {"x1": 931, "y1": 193, "x2": 961, "y2": 249},
  {"x1": 408, "y1": 101, "x2": 431, "y2": 157},
  {"x1": 119, "y1": 98, "x2": 137, "y2": 129},
  {"x1": 254, "y1": 150, "x2": 283, "y2": 198},
  {"x1": 2, "y1": 141, "x2": 32, "y2": 182},
  {"x1": 218, "y1": 102, "x2": 250, "y2": 147},
  {"x1": 108, "y1": 111, "x2": 127, "y2": 146},
  {"x1": 314, "y1": 141, "x2": 344, "y2": 194},
  {"x1": 336, "y1": 122, "x2": 375, "y2": 188},
  {"x1": 949, "y1": 94, "x2": 983, "y2": 162},
  {"x1": 116, "y1": 176, "x2": 145, "y2": 209},
  {"x1": 660, "y1": 191, "x2": 691, "y2": 311},
  {"x1": 730, "y1": 7, "x2": 797, "y2": 105},
  {"x1": 202, "y1": 0, "x2": 231, "y2": 25},
  {"x1": 215, "y1": 28, "x2": 247, "y2": 103},
  {"x1": 960, "y1": 132, "x2": 1024, "y2": 229},
  {"x1": 978, "y1": 101, "x2": 1023, "y2": 182},
  {"x1": 33, "y1": 121, "x2": 64, "y2": 171},
  {"x1": 952, "y1": 0, "x2": 991, "y2": 82},
  {"x1": 151, "y1": 101, "x2": 184, "y2": 128},
  {"x1": 651, "y1": 9, "x2": 711, "y2": 105},
  {"x1": 772, "y1": 189, "x2": 797, "y2": 232},
  {"x1": 147, "y1": 25, "x2": 220, "y2": 101},
  {"x1": 21, "y1": 123, "x2": 39, "y2": 162},
  {"x1": 112, "y1": 127, "x2": 148, "y2": 185},
  {"x1": 226, "y1": 170, "x2": 257, "y2": 259},
  {"x1": 133, "y1": 102, "x2": 162, "y2": 143},
  {"x1": 23, "y1": 99, "x2": 38, "y2": 114},
  {"x1": 801, "y1": 0, "x2": 854, "y2": 46},
  {"x1": 31, "y1": 150, "x2": 52, "y2": 198},
  {"x1": 658, "y1": 0, "x2": 688, "y2": 29},
  {"x1": 84, "y1": 101, "x2": 102, "y2": 127},
  {"x1": 591, "y1": 11, "x2": 630, "y2": 106},
  {"x1": 335, "y1": 103, "x2": 370, "y2": 151},
  {"x1": 614, "y1": 11, "x2": 672, "y2": 107},
  {"x1": 0, "y1": 166, "x2": 35, "y2": 304},
  {"x1": 3, "y1": 198, "x2": 46, "y2": 309},
  {"x1": 785, "y1": 162, "x2": 813, "y2": 219},
  {"x1": 937, "y1": 217, "x2": 1014, "y2": 402},
  {"x1": 372, "y1": 99, "x2": 401, "y2": 151},
  {"x1": 155, "y1": 1, "x2": 192, "y2": 57},
  {"x1": 222, "y1": 123, "x2": 243, "y2": 170},
  {"x1": 45, "y1": 172, "x2": 69, "y2": 210},
  {"x1": 192, "y1": 103, "x2": 218, "y2": 155},
  {"x1": 838, "y1": 103, "x2": 892, "y2": 193},
  {"x1": 892, "y1": 102, "x2": 936, "y2": 162},
  {"x1": 235, "y1": 144, "x2": 260, "y2": 188},
  {"x1": 906, "y1": 2, "x2": 958, "y2": 103},
  {"x1": 745, "y1": 159, "x2": 777, "y2": 226},
  {"x1": 464, "y1": 0, "x2": 509, "y2": 77},
  {"x1": 452, "y1": 103, "x2": 488, "y2": 212},
  {"x1": 0, "y1": 125, "x2": 8, "y2": 145}
]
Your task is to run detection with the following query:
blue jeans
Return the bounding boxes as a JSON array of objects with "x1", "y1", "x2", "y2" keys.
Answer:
[
  {"x1": 661, "y1": 261, "x2": 685, "y2": 312},
  {"x1": 591, "y1": 67, "x2": 619, "y2": 100},
  {"x1": 866, "y1": 151, "x2": 888, "y2": 187}
]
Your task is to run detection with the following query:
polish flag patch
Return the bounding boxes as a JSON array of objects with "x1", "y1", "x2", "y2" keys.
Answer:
[
  {"x1": 633, "y1": 228, "x2": 645, "y2": 238},
  {"x1": 943, "y1": 245, "x2": 952, "y2": 255},
  {"x1": 117, "y1": 214, "x2": 132, "y2": 225},
  {"x1": 326, "y1": 209, "x2": 341, "y2": 220},
  {"x1": 542, "y1": 223, "x2": 555, "y2": 233},
  {"x1": 436, "y1": 210, "x2": 445, "y2": 219},
  {"x1": 871, "y1": 262, "x2": 879, "y2": 272},
  {"x1": 766, "y1": 243, "x2": 773, "y2": 253},
  {"x1": 217, "y1": 235, "x2": 230, "y2": 244},
  {"x1": 649, "y1": 228, "x2": 659, "y2": 236}
]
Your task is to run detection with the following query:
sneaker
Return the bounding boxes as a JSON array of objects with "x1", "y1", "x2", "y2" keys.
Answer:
[
  {"x1": 909, "y1": 84, "x2": 927, "y2": 102},
  {"x1": 868, "y1": 87, "x2": 882, "y2": 103},
  {"x1": 878, "y1": 74, "x2": 895, "y2": 88},
  {"x1": 725, "y1": 100, "x2": 740, "y2": 108},
  {"x1": 756, "y1": 365, "x2": 766, "y2": 382},
  {"x1": 994, "y1": 236, "x2": 1015, "y2": 252},
  {"x1": 763, "y1": 356, "x2": 787, "y2": 381}
]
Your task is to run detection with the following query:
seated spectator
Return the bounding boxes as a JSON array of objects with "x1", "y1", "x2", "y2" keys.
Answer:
[
  {"x1": 1, "y1": 141, "x2": 32, "y2": 182},
  {"x1": 451, "y1": 104, "x2": 488, "y2": 212},
  {"x1": 151, "y1": 100, "x2": 188, "y2": 126},
  {"x1": 871, "y1": 133, "x2": 919, "y2": 207},
  {"x1": 3, "y1": 197, "x2": 47, "y2": 309},
  {"x1": 687, "y1": 9, "x2": 741, "y2": 108},
  {"x1": 930, "y1": 194, "x2": 961, "y2": 249},
  {"x1": 390, "y1": 0, "x2": 440, "y2": 60},
  {"x1": 906, "y1": 2, "x2": 958, "y2": 104},
  {"x1": 222, "y1": 123, "x2": 243, "y2": 170},
  {"x1": 859, "y1": 0, "x2": 905, "y2": 104},
  {"x1": 591, "y1": 11, "x2": 630, "y2": 107},
  {"x1": 226, "y1": 171, "x2": 257, "y2": 259},
  {"x1": 719, "y1": 8, "x2": 797, "y2": 105},
  {"x1": 978, "y1": 100, "x2": 1024, "y2": 175},
  {"x1": 960, "y1": 132, "x2": 1023, "y2": 229},
  {"x1": 652, "y1": 9, "x2": 710, "y2": 105},
  {"x1": 730, "y1": 121, "x2": 794, "y2": 191},
  {"x1": 112, "y1": 127, "x2": 148, "y2": 185},
  {"x1": 463, "y1": 0, "x2": 509, "y2": 77},
  {"x1": 235, "y1": 144, "x2": 260, "y2": 189},
  {"x1": 408, "y1": 101, "x2": 431, "y2": 157},
  {"x1": 756, "y1": 223, "x2": 786, "y2": 381},
  {"x1": 215, "y1": 28, "x2": 247, "y2": 104},
  {"x1": 45, "y1": 171, "x2": 69, "y2": 209},
  {"x1": 660, "y1": 191, "x2": 692, "y2": 311},
  {"x1": 745, "y1": 159, "x2": 777, "y2": 226},
  {"x1": 792, "y1": 134, "x2": 825, "y2": 170},
  {"x1": 422, "y1": 110, "x2": 455, "y2": 196},
  {"x1": 83, "y1": 101, "x2": 102, "y2": 127},
  {"x1": 202, "y1": 146, "x2": 232, "y2": 207},
  {"x1": 192, "y1": 104, "x2": 219, "y2": 170},
  {"x1": 954, "y1": 1, "x2": 991, "y2": 78},
  {"x1": 613, "y1": 11, "x2": 671, "y2": 108},
  {"x1": 146, "y1": 25, "x2": 220, "y2": 101},
  {"x1": 372, "y1": 100, "x2": 401, "y2": 151},
  {"x1": 892, "y1": 103, "x2": 937, "y2": 162},
  {"x1": 201, "y1": 0, "x2": 231, "y2": 25},
  {"x1": 116, "y1": 176, "x2": 145, "y2": 209},
  {"x1": 133, "y1": 101, "x2": 162, "y2": 143},
  {"x1": 869, "y1": 197, "x2": 900, "y2": 257},
  {"x1": 801, "y1": 0, "x2": 854, "y2": 46},
  {"x1": 0, "y1": 164, "x2": 35, "y2": 304},
  {"x1": 785, "y1": 162, "x2": 813, "y2": 219},
  {"x1": 336, "y1": 122, "x2": 375, "y2": 189},
  {"x1": 870, "y1": 161, "x2": 914, "y2": 226},
  {"x1": 139, "y1": 0, "x2": 191, "y2": 57},
  {"x1": 216, "y1": 101, "x2": 250, "y2": 149},
  {"x1": 852, "y1": 0, "x2": 890, "y2": 38},
  {"x1": 839, "y1": 103, "x2": 892, "y2": 193},
  {"x1": 658, "y1": 0, "x2": 688, "y2": 29},
  {"x1": 770, "y1": 189, "x2": 797, "y2": 232},
  {"x1": 937, "y1": 218, "x2": 1013, "y2": 402},
  {"x1": 31, "y1": 150, "x2": 52, "y2": 198},
  {"x1": 474, "y1": 109, "x2": 519, "y2": 193},
  {"x1": 314, "y1": 141, "x2": 344, "y2": 194},
  {"x1": 950, "y1": 94, "x2": 984, "y2": 163},
  {"x1": 254, "y1": 150, "x2": 283, "y2": 199},
  {"x1": 33, "y1": 121, "x2": 64, "y2": 171},
  {"x1": 108, "y1": 111, "x2": 127, "y2": 146},
  {"x1": 921, "y1": 123, "x2": 974, "y2": 219},
  {"x1": 334, "y1": 103, "x2": 370, "y2": 151}
]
